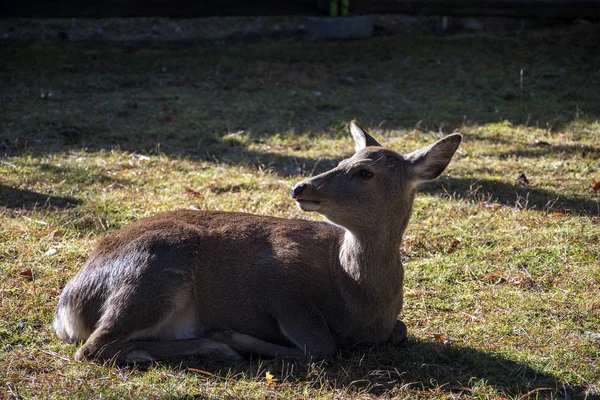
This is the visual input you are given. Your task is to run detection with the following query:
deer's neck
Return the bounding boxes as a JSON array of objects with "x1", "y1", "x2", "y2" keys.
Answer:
[
  {"x1": 338, "y1": 227, "x2": 403, "y2": 286},
  {"x1": 335, "y1": 226, "x2": 405, "y2": 327}
]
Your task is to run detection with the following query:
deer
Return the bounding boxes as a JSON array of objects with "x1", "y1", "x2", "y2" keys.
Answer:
[{"x1": 53, "y1": 121, "x2": 462, "y2": 364}]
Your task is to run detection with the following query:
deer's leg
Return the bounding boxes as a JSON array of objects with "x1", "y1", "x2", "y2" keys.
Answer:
[
  {"x1": 275, "y1": 305, "x2": 336, "y2": 360},
  {"x1": 209, "y1": 330, "x2": 305, "y2": 359},
  {"x1": 77, "y1": 337, "x2": 243, "y2": 364},
  {"x1": 77, "y1": 317, "x2": 243, "y2": 364},
  {"x1": 75, "y1": 284, "x2": 243, "y2": 364},
  {"x1": 209, "y1": 304, "x2": 335, "y2": 361},
  {"x1": 387, "y1": 319, "x2": 407, "y2": 345}
]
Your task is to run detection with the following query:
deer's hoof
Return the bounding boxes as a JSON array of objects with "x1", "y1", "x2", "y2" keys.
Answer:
[
  {"x1": 74, "y1": 347, "x2": 85, "y2": 361},
  {"x1": 389, "y1": 319, "x2": 407, "y2": 345}
]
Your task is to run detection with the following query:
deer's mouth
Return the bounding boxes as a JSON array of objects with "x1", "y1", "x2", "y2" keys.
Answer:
[{"x1": 295, "y1": 199, "x2": 322, "y2": 212}]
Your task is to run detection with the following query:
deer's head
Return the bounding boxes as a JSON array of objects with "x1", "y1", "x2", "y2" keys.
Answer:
[{"x1": 291, "y1": 121, "x2": 461, "y2": 236}]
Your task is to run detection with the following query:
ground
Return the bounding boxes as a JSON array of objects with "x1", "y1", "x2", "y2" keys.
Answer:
[{"x1": 0, "y1": 17, "x2": 599, "y2": 399}]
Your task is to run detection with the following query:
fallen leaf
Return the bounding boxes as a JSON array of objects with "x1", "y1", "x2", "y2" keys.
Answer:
[
  {"x1": 186, "y1": 188, "x2": 202, "y2": 198},
  {"x1": 447, "y1": 239, "x2": 461, "y2": 254},
  {"x1": 188, "y1": 368, "x2": 214, "y2": 376},
  {"x1": 166, "y1": 116, "x2": 174, "y2": 122},
  {"x1": 552, "y1": 212, "x2": 565, "y2": 217},
  {"x1": 434, "y1": 334, "x2": 446, "y2": 343},
  {"x1": 265, "y1": 371, "x2": 277, "y2": 387},
  {"x1": 433, "y1": 333, "x2": 453, "y2": 344},
  {"x1": 19, "y1": 269, "x2": 34, "y2": 281},
  {"x1": 593, "y1": 181, "x2": 600, "y2": 191}
]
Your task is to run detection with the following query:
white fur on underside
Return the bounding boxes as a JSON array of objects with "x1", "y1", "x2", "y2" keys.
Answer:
[
  {"x1": 53, "y1": 298, "x2": 199, "y2": 344},
  {"x1": 53, "y1": 305, "x2": 91, "y2": 342}
]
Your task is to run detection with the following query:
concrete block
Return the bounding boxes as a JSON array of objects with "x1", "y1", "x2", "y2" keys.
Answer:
[{"x1": 307, "y1": 16, "x2": 373, "y2": 40}]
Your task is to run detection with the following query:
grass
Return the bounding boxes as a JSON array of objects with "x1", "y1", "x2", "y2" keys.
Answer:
[{"x1": 1, "y1": 19, "x2": 599, "y2": 399}]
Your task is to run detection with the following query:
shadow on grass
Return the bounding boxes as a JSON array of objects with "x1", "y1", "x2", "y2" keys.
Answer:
[
  {"x1": 2, "y1": 24, "x2": 600, "y2": 159},
  {"x1": 421, "y1": 177, "x2": 599, "y2": 216},
  {"x1": 333, "y1": 339, "x2": 583, "y2": 398},
  {"x1": 491, "y1": 143, "x2": 600, "y2": 159},
  {"x1": 157, "y1": 338, "x2": 586, "y2": 399},
  {"x1": 0, "y1": 184, "x2": 82, "y2": 210}
]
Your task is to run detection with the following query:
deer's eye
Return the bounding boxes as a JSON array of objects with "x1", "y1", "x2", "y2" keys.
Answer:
[{"x1": 356, "y1": 169, "x2": 374, "y2": 180}]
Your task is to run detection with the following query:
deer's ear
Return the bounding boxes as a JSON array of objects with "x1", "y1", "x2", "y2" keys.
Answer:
[
  {"x1": 405, "y1": 133, "x2": 462, "y2": 183},
  {"x1": 350, "y1": 120, "x2": 381, "y2": 152}
]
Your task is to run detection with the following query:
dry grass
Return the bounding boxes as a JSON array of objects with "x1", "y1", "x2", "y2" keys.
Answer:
[{"x1": 1, "y1": 18, "x2": 599, "y2": 399}]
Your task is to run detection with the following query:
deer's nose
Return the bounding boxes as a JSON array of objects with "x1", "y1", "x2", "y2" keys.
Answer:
[{"x1": 290, "y1": 183, "x2": 306, "y2": 199}]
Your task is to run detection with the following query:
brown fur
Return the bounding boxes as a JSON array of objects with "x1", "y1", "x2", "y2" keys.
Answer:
[{"x1": 53, "y1": 121, "x2": 461, "y2": 364}]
